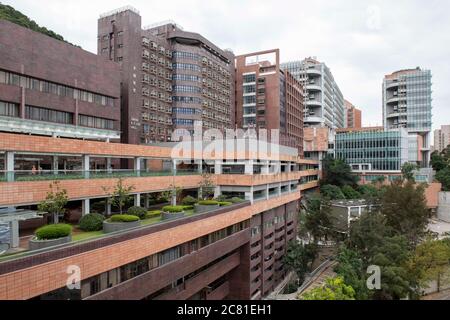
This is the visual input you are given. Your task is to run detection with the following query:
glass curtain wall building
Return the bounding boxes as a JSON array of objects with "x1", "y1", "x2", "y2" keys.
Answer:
[
  {"x1": 335, "y1": 128, "x2": 409, "y2": 172},
  {"x1": 382, "y1": 68, "x2": 432, "y2": 167}
]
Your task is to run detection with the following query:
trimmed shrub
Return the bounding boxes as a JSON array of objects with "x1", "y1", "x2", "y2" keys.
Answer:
[
  {"x1": 162, "y1": 205, "x2": 185, "y2": 213},
  {"x1": 109, "y1": 214, "x2": 139, "y2": 223},
  {"x1": 79, "y1": 213, "x2": 105, "y2": 231},
  {"x1": 197, "y1": 200, "x2": 219, "y2": 206},
  {"x1": 127, "y1": 206, "x2": 147, "y2": 219},
  {"x1": 181, "y1": 196, "x2": 197, "y2": 206},
  {"x1": 230, "y1": 197, "x2": 245, "y2": 204},
  {"x1": 218, "y1": 201, "x2": 232, "y2": 207},
  {"x1": 145, "y1": 210, "x2": 162, "y2": 219},
  {"x1": 215, "y1": 195, "x2": 229, "y2": 202},
  {"x1": 35, "y1": 224, "x2": 72, "y2": 240},
  {"x1": 182, "y1": 205, "x2": 194, "y2": 211}
]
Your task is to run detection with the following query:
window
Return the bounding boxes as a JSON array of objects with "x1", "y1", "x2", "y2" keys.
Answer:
[
  {"x1": 243, "y1": 74, "x2": 256, "y2": 83},
  {"x1": 0, "y1": 101, "x2": 19, "y2": 117},
  {"x1": 25, "y1": 105, "x2": 73, "y2": 124},
  {"x1": 78, "y1": 115, "x2": 114, "y2": 130}
]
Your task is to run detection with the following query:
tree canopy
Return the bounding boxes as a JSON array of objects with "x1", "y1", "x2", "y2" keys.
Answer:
[
  {"x1": 321, "y1": 156, "x2": 358, "y2": 187},
  {"x1": 300, "y1": 277, "x2": 356, "y2": 300}
]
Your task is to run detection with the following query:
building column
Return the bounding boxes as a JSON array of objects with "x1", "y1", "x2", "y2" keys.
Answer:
[
  {"x1": 105, "y1": 198, "x2": 112, "y2": 216},
  {"x1": 82, "y1": 199, "x2": 90, "y2": 216},
  {"x1": 214, "y1": 160, "x2": 222, "y2": 174},
  {"x1": 245, "y1": 187, "x2": 254, "y2": 203},
  {"x1": 134, "y1": 193, "x2": 141, "y2": 207},
  {"x1": 245, "y1": 160, "x2": 254, "y2": 175},
  {"x1": 106, "y1": 157, "x2": 112, "y2": 174},
  {"x1": 171, "y1": 192, "x2": 177, "y2": 206},
  {"x1": 197, "y1": 160, "x2": 203, "y2": 174},
  {"x1": 214, "y1": 186, "x2": 221, "y2": 199},
  {"x1": 52, "y1": 156, "x2": 59, "y2": 175},
  {"x1": 172, "y1": 159, "x2": 177, "y2": 176},
  {"x1": 82, "y1": 155, "x2": 90, "y2": 179},
  {"x1": 9, "y1": 220, "x2": 19, "y2": 248},
  {"x1": 134, "y1": 157, "x2": 142, "y2": 177},
  {"x1": 261, "y1": 161, "x2": 270, "y2": 175},
  {"x1": 143, "y1": 194, "x2": 150, "y2": 209},
  {"x1": 5, "y1": 152, "x2": 14, "y2": 182}
]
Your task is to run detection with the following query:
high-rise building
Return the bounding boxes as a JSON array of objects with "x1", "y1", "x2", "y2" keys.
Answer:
[
  {"x1": 434, "y1": 125, "x2": 450, "y2": 153},
  {"x1": 382, "y1": 68, "x2": 432, "y2": 166},
  {"x1": 344, "y1": 99, "x2": 362, "y2": 129},
  {"x1": 0, "y1": 19, "x2": 121, "y2": 142},
  {"x1": 281, "y1": 57, "x2": 345, "y2": 130},
  {"x1": 97, "y1": 6, "x2": 235, "y2": 145},
  {"x1": 235, "y1": 49, "x2": 304, "y2": 155}
]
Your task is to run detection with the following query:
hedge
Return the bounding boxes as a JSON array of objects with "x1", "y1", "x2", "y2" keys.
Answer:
[
  {"x1": 230, "y1": 197, "x2": 245, "y2": 204},
  {"x1": 162, "y1": 205, "x2": 185, "y2": 213},
  {"x1": 145, "y1": 210, "x2": 162, "y2": 219},
  {"x1": 182, "y1": 205, "x2": 194, "y2": 211},
  {"x1": 109, "y1": 214, "x2": 140, "y2": 223},
  {"x1": 218, "y1": 201, "x2": 232, "y2": 207},
  {"x1": 79, "y1": 213, "x2": 105, "y2": 231},
  {"x1": 197, "y1": 200, "x2": 219, "y2": 206},
  {"x1": 127, "y1": 206, "x2": 147, "y2": 219},
  {"x1": 181, "y1": 196, "x2": 197, "y2": 206},
  {"x1": 35, "y1": 224, "x2": 72, "y2": 240}
]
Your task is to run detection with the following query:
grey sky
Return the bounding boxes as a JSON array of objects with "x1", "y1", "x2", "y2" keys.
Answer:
[{"x1": 3, "y1": 0, "x2": 449, "y2": 137}]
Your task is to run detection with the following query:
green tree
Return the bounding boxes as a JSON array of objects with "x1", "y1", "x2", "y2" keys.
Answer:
[
  {"x1": 304, "y1": 199, "x2": 339, "y2": 243},
  {"x1": 408, "y1": 238, "x2": 450, "y2": 293},
  {"x1": 341, "y1": 185, "x2": 361, "y2": 200},
  {"x1": 321, "y1": 156, "x2": 358, "y2": 187},
  {"x1": 436, "y1": 167, "x2": 450, "y2": 191},
  {"x1": 198, "y1": 173, "x2": 215, "y2": 200},
  {"x1": 321, "y1": 185, "x2": 345, "y2": 200},
  {"x1": 300, "y1": 277, "x2": 356, "y2": 300},
  {"x1": 401, "y1": 163, "x2": 418, "y2": 182},
  {"x1": 371, "y1": 235, "x2": 418, "y2": 300},
  {"x1": 380, "y1": 180, "x2": 429, "y2": 245},
  {"x1": 334, "y1": 247, "x2": 371, "y2": 300},
  {"x1": 38, "y1": 181, "x2": 69, "y2": 224},
  {"x1": 283, "y1": 241, "x2": 317, "y2": 284},
  {"x1": 430, "y1": 151, "x2": 448, "y2": 172},
  {"x1": 102, "y1": 178, "x2": 135, "y2": 215}
]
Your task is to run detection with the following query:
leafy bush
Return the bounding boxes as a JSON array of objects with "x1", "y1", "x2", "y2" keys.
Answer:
[
  {"x1": 215, "y1": 195, "x2": 229, "y2": 202},
  {"x1": 127, "y1": 206, "x2": 147, "y2": 219},
  {"x1": 181, "y1": 196, "x2": 197, "y2": 206},
  {"x1": 321, "y1": 185, "x2": 345, "y2": 200},
  {"x1": 218, "y1": 201, "x2": 232, "y2": 207},
  {"x1": 197, "y1": 200, "x2": 219, "y2": 206},
  {"x1": 230, "y1": 197, "x2": 245, "y2": 203},
  {"x1": 79, "y1": 213, "x2": 105, "y2": 231},
  {"x1": 35, "y1": 224, "x2": 72, "y2": 240},
  {"x1": 182, "y1": 205, "x2": 194, "y2": 211},
  {"x1": 341, "y1": 185, "x2": 361, "y2": 200},
  {"x1": 109, "y1": 214, "x2": 139, "y2": 223},
  {"x1": 145, "y1": 210, "x2": 162, "y2": 219},
  {"x1": 162, "y1": 205, "x2": 185, "y2": 213}
]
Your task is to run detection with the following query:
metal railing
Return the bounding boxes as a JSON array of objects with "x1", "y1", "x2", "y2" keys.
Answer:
[{"x1": 0, "y1": 169, "x2": 200, "y2": 182}]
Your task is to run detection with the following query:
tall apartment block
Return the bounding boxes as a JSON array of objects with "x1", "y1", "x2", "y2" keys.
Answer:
[
  {"x1": 344, "y1": 99, "x2": 362, "y2": 129},
  {"x1": 235, "y1": 49, "x2": 304, "y2": 155},
  {"x1": 281, "y1": 57, "x2": 345, "y2": 130},
  {"x1": 0, "y1": 19, "x2": 121, "y2": 142},
  {"x1": 434, "y1": 125, "x2": 450, "y2": 153},
  {"x1": 97, "y1": 6, "x2": 235, "y2": 145},
  {"x1": 383, "y1": 68, "x2": 432, "y2": 167}
]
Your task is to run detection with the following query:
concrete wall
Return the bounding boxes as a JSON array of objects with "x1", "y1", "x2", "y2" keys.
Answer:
[{"x1": 438, "y1": 192, "x2": 450, "y2": 223}]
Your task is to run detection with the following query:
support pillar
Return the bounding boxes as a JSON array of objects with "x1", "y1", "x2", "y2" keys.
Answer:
[
  {"x1": 9, "y1": 220, "x2": 19, "y2": 248},
  {"x1": 82, "y1": 199, "x2": 90, "y2": 216},
  {"x1": 245, "y1": 187, "x2": 254, "y2": 203},
  {"x1": 82, "y1": 155, "x2": 90, "y2": 179},
  {"x1": 214, "y1": 186, "x2": 221, "y2": 199},
  {"x1": 144, "y1": 194, "x2": 150, "y2": 209},
  {"x1": 244, "y1": 160, "x2": 254, "y2": 175},
  {"x1": 261, "y1": 161, "x2": 270, "y2": 175},
  {"x1": 134, "y1": 157, "x2": 142, "y2": 177},
  {"x1": 52, "y1": 156, "x2": 59, "y2": 175},
  {"x1": 5, "y1": 152, "x2": 14, "y2": 182},
  {"x1": 134, "y1": 193, "x2": 141, "y2": 207},
  {"x1": 173, "y1": 159, "x2": 177, "y2": 176},
  {"x1": 105, "y1": 198, "x2": 112, "y2": 216},
  {"x1": 214, "y1": 160, "x2": 222, "y2": 174},
  {"x1": 197, "y1": 160, "x2": 203, "y2": 174},
  {"x1": 106, "y1": 157, "x2": 112, "y2": 174}
]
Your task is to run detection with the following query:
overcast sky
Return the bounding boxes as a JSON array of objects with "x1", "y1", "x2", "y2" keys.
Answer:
[{"x1": 4, "y1": 0, "x2": 449, "y2": 137}]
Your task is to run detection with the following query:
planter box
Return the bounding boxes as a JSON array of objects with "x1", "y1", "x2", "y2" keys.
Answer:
[
  {"x1": 103, "y1": 220, "x2": 140, "y2": 234},
  {"x1": 194, "y1": 204, "x2": 220, "y2": 214},
  {"x1": 29, "y1": 235, "x2": 72, "y2": 251},
  {"x1": 162, "y1": 211, "x2": 185, "y2": 221}
]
